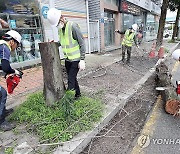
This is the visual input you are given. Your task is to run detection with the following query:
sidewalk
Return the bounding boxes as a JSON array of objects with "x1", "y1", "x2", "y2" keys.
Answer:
[{"x1": 0, "y1": 40, "x2": 177, "y2": 109}]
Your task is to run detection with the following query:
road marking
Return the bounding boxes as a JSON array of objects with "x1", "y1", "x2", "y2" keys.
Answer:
[
  {"x1": 131, "y1": 61, "x2": 179, "y2": 154},
  {"x1": 131, "y1": 95, "x2": 162, "y2": 154}
]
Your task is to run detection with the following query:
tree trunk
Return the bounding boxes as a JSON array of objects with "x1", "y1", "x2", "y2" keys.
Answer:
[
  {"x1": 39, "y1": 42, "x2": 65, "y2": 106},
  {"x1": 172, "y1": 5, "x2": 180, "y2": 41},
  {"x1": 156, "y1": 0, "x2": 169, "y2": 47}
]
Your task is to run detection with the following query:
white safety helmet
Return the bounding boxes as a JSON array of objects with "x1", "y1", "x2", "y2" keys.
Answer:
[
  {"x1": 132, "y1": 24, "x2": 138, "y2": 31},
  {"x1": 47, "y1": 8, "x2": 62, "y2": 26},
  {"x1": 172, "y1": 49, "x2": 180, "y2": 60},
  {"x1": 5, "y1": 30, "x2": 21, "y2": 43}
]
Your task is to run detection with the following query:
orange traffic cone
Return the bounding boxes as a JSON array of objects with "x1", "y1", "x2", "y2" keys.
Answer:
[
  {"x1": 149, "y1": 50, "x2": 155, "y2": 58},
  {"x1": 158, "y1": 46, "x2": 164, "y2": 58},
  {"x1": 149, "y1": 42, "x2": 156, "y2": 58}
]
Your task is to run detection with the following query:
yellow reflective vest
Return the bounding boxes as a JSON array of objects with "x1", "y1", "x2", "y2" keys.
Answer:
[
  {"x1": 59, "y1": 22, "x2": 81, "y2": 61},
  {"x1": 0, "y1": 40, "x2": 11, "y2": 51},
  {"x1": 122, "y1": 30, "x2": 135, "y2": 47},
  {"x1": 0, "y1": 40, "x2": 11, "y2": 65}
]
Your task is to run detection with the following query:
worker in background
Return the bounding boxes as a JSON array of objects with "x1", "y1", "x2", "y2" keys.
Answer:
[
  {"x1": 47, "y1": 8, "x2": 85, "y2": 99},
  {"x1": 115, "y1": 24, "x2": 139, "y2": 64},
  {"x1": 0, "y1": 30, "x2": 22, "y2": 131}
]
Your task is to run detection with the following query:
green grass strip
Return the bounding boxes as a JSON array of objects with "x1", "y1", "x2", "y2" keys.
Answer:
[{"x1": 9, "y1": 91, "x2": 103, "y2": 143}]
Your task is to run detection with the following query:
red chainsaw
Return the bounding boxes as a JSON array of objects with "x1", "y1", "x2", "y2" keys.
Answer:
[{"x1": 5, "y1": 70, "x2": 23, "y2": 94}]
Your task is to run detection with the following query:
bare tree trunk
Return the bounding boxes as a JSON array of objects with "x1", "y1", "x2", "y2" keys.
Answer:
[
  {"x1": 156, "y1": 0, "x2": 169, "y2": 47},
  {"x1": 39, "y1": 42, "x2": 65, "y2": 106},
  {"x1": 172, "y1": 6, "x2": 180, "y2": 41}
]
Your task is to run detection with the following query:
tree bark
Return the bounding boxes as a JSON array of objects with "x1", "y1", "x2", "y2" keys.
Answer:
[
  {"x1": 172, "y1": 5, "x2": 180, "y2": 41},
  {"x1": 156, "y1": 0, "x2": 169, "y2": 47},
  {"x1": 39, "y1": 42, "x2": 65, "y2": 106}
]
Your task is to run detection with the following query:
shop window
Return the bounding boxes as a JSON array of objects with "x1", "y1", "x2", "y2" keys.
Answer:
[
  {"x1": 122, "y1": 14, "x2": 133, "y2": 31},
  {"x1": 104, "y1": 11, "x2": 115, "y2": 46},
  {"x1": 0, "y1": 0, "x2": 43, "y2": 63}
]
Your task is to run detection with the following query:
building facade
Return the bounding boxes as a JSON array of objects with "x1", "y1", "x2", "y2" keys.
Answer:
[
  {"x1": 120, "y1": 0, "x2": 161, "y2": 41},
  {"x1": 88, "y1": 0, "x2": 161, "y2": 51},
  {"x1": 0, "y1": 0, "x2": 162, "y2": 67}
]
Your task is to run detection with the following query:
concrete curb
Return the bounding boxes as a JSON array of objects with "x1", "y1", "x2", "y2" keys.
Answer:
[{"x1": 54, "y1": 42, "x2": 180, "y2": 154}]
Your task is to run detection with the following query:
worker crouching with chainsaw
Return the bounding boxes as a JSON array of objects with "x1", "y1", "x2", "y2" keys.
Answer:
[
  {"x1": 115, "y1": 24, "x2": 139, "y2": 64},
  {"x1": 0, "y1": 30, "x2": 22, "y2": 131},
  {"x1": 47, "y1": 8, "x2": 85, "y2": 99}
]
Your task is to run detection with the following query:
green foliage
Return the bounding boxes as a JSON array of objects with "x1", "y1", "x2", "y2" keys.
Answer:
[
  {"x1": 169, "y1": 0, "x2": 180, "y2": 10},
  {"x1": 5, "y1": 147, "x2": 13, "y2": 154},
  {"x1": 9, "y1": 92, "x2": 103, "y2": 143},
  {"x1": 167, "y1": 26, "x2": 172, "y2": 30},
  {"x1": 164, "y1": 48, "x2": 169, "y2": 54},
  {"x1": 168, "y1": 39, "x2": 176, "y2": 43}
]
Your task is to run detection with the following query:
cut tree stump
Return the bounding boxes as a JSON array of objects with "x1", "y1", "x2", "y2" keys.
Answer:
[
  {"x1": 39, "y1": 42, "x2": 65, "y2": 106},
  {"x1": 155, "y1": 62, "x2": 180, "y2": 116}
]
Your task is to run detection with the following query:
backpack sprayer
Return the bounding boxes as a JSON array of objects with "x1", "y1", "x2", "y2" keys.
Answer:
[{"x1": 5, "y1": 70, "x2": 23, "y2": 94}]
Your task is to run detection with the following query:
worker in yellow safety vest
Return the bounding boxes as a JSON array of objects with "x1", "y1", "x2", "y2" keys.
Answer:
[
  {"x1": 115, "y1": 24, "x2": 139, "y2": 64},
  {"x1": 47, "y1": 8, "x2": 85, "y2": 99}
]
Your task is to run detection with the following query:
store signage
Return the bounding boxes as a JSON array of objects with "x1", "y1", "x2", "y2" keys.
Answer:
[
  {"x1": 151, "y1": 2, "x2": 156, "y2": 13},
  {"x1": 126, "y1": 0, "x2": 152, "y2": 12},
  {"x1": 119, "y1": 0, "x2": 141, "y2": 15},
  {"x1": 42, "y1": 6, "x2": 49, "y2": 19},
  {"x1": 126, "y1": 0, "x2": 139, "y2": 5}
]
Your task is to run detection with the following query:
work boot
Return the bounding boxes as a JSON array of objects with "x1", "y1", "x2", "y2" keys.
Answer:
[
  {"x1": 0, "y1": 121, "x2": 16, "y2": 131},
  {"x1": 4, "y1": 108, "x2": 14, "y2": 117},
  {"x1": 126, "y1": 60, "x2": 130, "y2": 64},
  {"x1": 121, "y1": 58, "x2": 125, "y2": 64},
  {"x1": 75, "y1": 94, "x2": 81, "y2": 100}
]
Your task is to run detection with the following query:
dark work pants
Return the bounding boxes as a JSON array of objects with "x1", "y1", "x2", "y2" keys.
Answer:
[
  {"x1": 65, "y1": 60, "x2": 80, "y2": 96},
  {"x1": 122, "y1": 45, "x2": 132, "y2": 62},
  {"x1": 0, "y1": 86, "x2": 7, "y2": 124}
]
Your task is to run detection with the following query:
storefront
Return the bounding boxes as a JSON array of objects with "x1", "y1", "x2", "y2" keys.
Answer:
[
  {"x1": 119, "y1": 0, "x2": 143, "y2": 31},
  {"x1": 0, "y1": 0, "x2": 43, "y2": 63},
  {"x1": 119, "y1": 0, "x2": 161, "y2": 41},
  {"x1": 0, "y1": 0, "x2": 89, "y2": 65}
]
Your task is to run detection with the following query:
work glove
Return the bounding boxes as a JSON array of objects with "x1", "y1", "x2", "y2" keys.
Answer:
[
  {"x1": 14, "y1": 69, "x2": 20, "y2": 75},
  {"x1": 14, "y1": 69, "x2": 23, "y2": 78},
  {"x1": 114, "y1": 29, "x2": 119, "y2": 33},
  {"x1": 78, "y1": 60, "x2": 85, "y2": 71}
]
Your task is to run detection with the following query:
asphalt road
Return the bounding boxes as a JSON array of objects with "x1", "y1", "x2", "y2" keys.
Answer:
[{"x1": 131, "y1": 45, "x2": 180, "y2": 154}]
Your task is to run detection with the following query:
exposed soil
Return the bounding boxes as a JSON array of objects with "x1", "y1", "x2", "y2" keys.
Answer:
[
  {"x1": 81, "y1": 74, "x2": 157, "y2": 154},
  {"x1": 80, "y1": 56, "x2": 158, "y2": 97}
]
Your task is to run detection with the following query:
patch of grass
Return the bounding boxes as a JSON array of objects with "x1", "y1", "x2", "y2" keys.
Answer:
[
  {"x1": 5, "y1": 147, "x2": 13, "y2": 154},
  {"x1": 164, "y1": 48, "x2": 169, "y2": 54},
  {"x1": 168, "y1": 39, "x2": 176, "y2": 43},
  {"x1": 9, "y1": 91, "x2": 103, "y2": 143}
]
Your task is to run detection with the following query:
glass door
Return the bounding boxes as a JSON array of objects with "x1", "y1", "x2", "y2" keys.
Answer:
[{"x1": 104, "y1": 11, "x2": 115, "y2": 47}]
